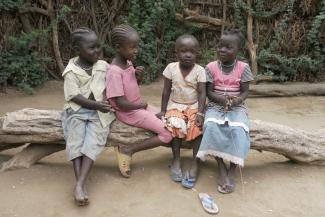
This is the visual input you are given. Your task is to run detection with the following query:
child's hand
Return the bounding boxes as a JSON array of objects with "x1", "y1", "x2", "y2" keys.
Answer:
[
  {"x1": 156, "y1": 111, "x2": 166, "y2": 119},
  {"x1": 135, "y1": 66, "x2": 145, "y2": 81},
  {"x1": 195, "y1": 113, "x2": 204, "y2": 128},
  {"x1": 224, "y1": 96, "x2": 231, "y2": 112},
  {"x1": 229, "y1": 96, "x2": 243, "y2": 107},
  {"x1": 97, "y1": 101, "x2": 111, "y2": 113}
]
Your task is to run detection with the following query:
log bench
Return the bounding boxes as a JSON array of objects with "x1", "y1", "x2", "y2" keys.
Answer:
[{"x1": 1, "y1": 108, "x2": 324, "y2": 171}]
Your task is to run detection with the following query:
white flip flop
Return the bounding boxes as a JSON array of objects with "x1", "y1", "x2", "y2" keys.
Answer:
[{"x1": 198, "y1": 193, "x2": 219, "y2": 214}]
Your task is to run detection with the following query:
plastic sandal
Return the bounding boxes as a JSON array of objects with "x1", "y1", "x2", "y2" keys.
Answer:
[
  {"x1": 114, "y1": 146, "x2": 131, "y2": 178},
  {"x1": 170, "y1": 168, "x2": 183, "y2": 182},
  {"x1": 198, "y1": 193, "x2": 219, "y2": 214},
  {"x1": 181, "y1": 171, "x2": 196, "y2": 188}
]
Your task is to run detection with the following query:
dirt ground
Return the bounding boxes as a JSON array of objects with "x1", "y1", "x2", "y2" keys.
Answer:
[{"x1": 0, "y1": 81, "x2": 325, "y2": 217}]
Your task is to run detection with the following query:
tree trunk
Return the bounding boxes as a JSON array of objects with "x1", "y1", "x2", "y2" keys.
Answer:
[
  {"x1": 250, "y1": 83, "x2": 325, "y2": 97},
  {"x1": 246, "y1": 0, "x2": 258, "y2": 75},
  {"x1": 0, "y1": 109, "x2": 324, "y2": 171},
  {"x1": 48, "y1": 0, "x2": 65, "y2": 74}
]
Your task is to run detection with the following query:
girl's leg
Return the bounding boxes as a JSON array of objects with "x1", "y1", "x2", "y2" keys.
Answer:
[
  {"x1": 116, "y1": 108, "x2": 172, "y2": 177},
  {"x1": 73, "y1": 157, "x2": 82, "y2": 180},
  {"x1": 75, "y1": 155, "x2": 93, "y2": 204},
  {"x1": 119, "y1": 109, "x2": 172, "y2": 156},
  {"x1": 72, "y1": 157, "x2": 84, "y2": 203},
  {"x1": 188, "y1": 136, "x2": 202, "y2": 178},
  {"x1": 215, "y1": 157, "x2": 229, "y2": 189},
  {"x1": 120, "y1": 136, "x2": 169, "y2": 156},
  {"x1": 226, "y1": 162, "x2": 237, "y2": 192},
  {"x1": 171, "y1": 138, "x2": 182, "y2": 171},
  {"x1": 170, "y1": 138, "x2": 182, "y2": 181}
]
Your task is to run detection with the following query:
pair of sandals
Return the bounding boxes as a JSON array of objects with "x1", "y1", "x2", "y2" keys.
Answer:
[{"x1": 170, "y1": 168, "x2": 196, "y2": 189}]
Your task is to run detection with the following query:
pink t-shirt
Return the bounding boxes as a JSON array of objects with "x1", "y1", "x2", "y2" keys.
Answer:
[
  {"x1": 106, "y1": 62, "x2": 143, "y2": 122},
  {"x1": 206, "y1": 60, "x2": 248, "y2": 96}
]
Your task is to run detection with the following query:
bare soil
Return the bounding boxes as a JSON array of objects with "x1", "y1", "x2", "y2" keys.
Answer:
[{"x1": 0, "y1": 80, "x2": 324, "y2": 217}]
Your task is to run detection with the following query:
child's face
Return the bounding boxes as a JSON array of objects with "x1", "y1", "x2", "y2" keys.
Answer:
[
  {"x1": 176, "y1": 38, "x2": 198, "y2": 67},
  {"x1": 217, "y1": 35, "x2": 240, "y2": 63},
  {"x1": 79, "y1": 33, "x2": 100, "y2": 64},
  {"x1": 117, "y1": 32, "x2": 139, "y2": 62}
]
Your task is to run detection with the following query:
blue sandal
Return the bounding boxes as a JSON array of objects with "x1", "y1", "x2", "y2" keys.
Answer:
[
  {"x1": 181, "y1": 171, "x2": 196, "y2": 189},
  {"x1": 170, "y1": 168, "x2": 183, "y2": 182},
  {"x1": 198, "y1": 193, "x2": 219, "y2": 214}
]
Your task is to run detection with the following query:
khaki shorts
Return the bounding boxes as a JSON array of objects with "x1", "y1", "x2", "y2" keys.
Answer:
[{"x1": 61, "y1": 108, "x2": 110, "y2": 161}]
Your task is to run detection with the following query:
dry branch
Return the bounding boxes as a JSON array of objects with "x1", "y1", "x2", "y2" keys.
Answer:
[
  {"x1": 0, "y1": 108, "x2": 324, "y2": 171},
  {"x1": 176, "y1": 9, "x2": 231, "y2": 28}
]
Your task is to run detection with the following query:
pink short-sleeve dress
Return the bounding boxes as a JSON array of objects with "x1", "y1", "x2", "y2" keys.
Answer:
[{"x1": 106, "y1": 62, "x2": 172, "y2": 143}]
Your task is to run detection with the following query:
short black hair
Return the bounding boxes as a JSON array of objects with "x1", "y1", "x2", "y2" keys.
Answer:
[
  {"x1": 175, "y1": 34, "x2": 199, "y2": 50},
  {"x1": 71, "y1": 27, "x2": 96, "y2": 50},
  {"x1": 111, "y1": 24, "x2": 138, "y2": 48},
  {"x1": 222, "y1": 28, "x2": 245, "y2": 48}
]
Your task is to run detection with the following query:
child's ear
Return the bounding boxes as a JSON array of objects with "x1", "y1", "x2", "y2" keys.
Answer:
[
  {"x1": 72, "y1": 45, "x2": 80, "y2": 54},
  {"x1": 115, "y1": 43, "x2": 122, "y2": 49}
]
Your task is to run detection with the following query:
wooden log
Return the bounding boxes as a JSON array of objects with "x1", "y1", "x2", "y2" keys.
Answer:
[
  {"x1": 0, "y1": 143, "x2": 65, "y2": 171},
  {"x1": 0, "y1": 108, "x2": 324, "y2": 171},
  {"x1": 250, "y1": 83, "x2": 325, "y2": 97}
]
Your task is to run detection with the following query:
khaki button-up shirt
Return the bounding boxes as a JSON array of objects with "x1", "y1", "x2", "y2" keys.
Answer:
[{"x1": 62, "y1": 57, "x2": 115, "y2": 127}]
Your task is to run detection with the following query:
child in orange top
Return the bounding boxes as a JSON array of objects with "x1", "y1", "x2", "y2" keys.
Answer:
[{"x1": 157, "y1": 34, "x2": 206, "y2": 188}]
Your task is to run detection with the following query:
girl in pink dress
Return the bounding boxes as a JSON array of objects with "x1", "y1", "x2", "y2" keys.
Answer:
[{"x1": 106, "y1": 24, "x2": 172, "y2": 178}]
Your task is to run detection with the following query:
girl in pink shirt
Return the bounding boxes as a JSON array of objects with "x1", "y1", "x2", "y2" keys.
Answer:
[
  {"x1": 196, "y1": 29, "x2": 254, "y2": 194},
  {"x1": 106, "y1": 24, "x2": 172, "y2": 178}
]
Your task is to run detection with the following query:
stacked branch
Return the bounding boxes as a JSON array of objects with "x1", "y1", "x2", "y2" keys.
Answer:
[
  {"x1": 0, "y1": 108, "x2": 324, "y2": 171},
  {"x1": 176, "y1": 9, "x2": 231, "y2": 28}
]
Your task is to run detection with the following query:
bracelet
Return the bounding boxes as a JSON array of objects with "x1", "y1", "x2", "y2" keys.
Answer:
[{"x1": 197, "y1": 112, "x2": 205, "y2": 117}]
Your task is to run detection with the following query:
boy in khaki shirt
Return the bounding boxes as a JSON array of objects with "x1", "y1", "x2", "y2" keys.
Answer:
[{"x1": 61, "y1": 28, "x2": 114, "y2": 206}]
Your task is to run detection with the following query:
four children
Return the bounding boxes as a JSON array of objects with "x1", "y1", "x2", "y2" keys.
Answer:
[{"x1": 62, "y1": 25, "x2": 253, "y2": 205}]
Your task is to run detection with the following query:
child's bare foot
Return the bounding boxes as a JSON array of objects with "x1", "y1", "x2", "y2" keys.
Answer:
[
  {"x1": 74, "y1": 184, "x2": 87, "y2": 206},
  {"x1": 83, "y1": 185, "x2": 89, "y2": 201}
]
